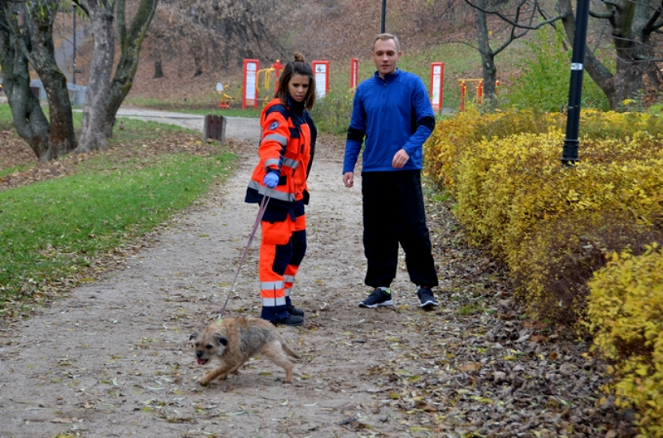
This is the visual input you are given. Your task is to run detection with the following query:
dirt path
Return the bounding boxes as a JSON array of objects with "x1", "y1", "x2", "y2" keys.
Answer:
[{"x1": 0, "y1": 114, "x2": 635, "y2": 437}]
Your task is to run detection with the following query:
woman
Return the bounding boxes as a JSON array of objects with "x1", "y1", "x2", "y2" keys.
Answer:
[{"x1": 245, "y1": 53, "x2": 317, "y2": 327}]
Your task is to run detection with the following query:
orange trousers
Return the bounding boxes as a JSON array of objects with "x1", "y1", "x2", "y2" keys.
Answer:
[{"x1": 259, "y1": 212, "x2": 306, "y2": 321}]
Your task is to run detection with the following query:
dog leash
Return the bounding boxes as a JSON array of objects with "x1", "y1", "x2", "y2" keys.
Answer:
[{"x1": 218, "y1": 193, "x2": 271, "y2": 321}]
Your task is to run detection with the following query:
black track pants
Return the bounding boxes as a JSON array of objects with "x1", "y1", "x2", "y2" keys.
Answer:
[{"x1": 361, "y1": 170, "x2": 439, "y2": 289}]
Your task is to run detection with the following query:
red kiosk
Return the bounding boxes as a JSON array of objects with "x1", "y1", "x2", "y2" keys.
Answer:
[
  {"x1": 312, "y1": 60, "x2": 330, "y2": 99},
  {"x1": 430, "y1": 62, "x2": 444, "y2": 113},
  {"x1": 242, "y1": 59, "x2": 259, "y2": 110},
  {"x1": 350, "y1": 58, "x2": 359, "y2": 91}
]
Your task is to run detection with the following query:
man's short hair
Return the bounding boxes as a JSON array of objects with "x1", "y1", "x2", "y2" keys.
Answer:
[{"x1": 372, "y1": 33, "x2": 401, "y2": 52}]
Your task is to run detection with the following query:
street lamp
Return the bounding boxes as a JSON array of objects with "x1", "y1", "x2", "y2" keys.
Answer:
[
  {"x1": 72, "y1": 4, "x2": 77, "y2": 85},
  {"x1": 562, "y1": 0, "x2": 590, "y2": 166}
]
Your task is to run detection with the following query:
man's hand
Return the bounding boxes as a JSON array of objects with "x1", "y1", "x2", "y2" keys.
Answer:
[
  {"x1": 343, "y1": 171, "x2": 354, "y2": 188},
  {"x1": 263, "y1": 170, "x2": 279, "y2": 188},
  {"x1": 392, "y1": 149, "x2": 410, "y2": 169}
]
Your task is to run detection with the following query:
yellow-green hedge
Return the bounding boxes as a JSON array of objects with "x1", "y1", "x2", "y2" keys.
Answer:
[
  {"x1": 426, "y1": 108, "x2": 663, "y2": 194},
  {"x1": 424, "y1": 109, "x2": 663, "y2": 437},
  {"x1": 426, "y1": 110, "x2": 663, "y2": 321},
  {"x1": 587, "y1": 245, "x2": 663, "y2": 437},
  {"x1": 425, "y1": 108, "x2": 565, "y2": 193}
]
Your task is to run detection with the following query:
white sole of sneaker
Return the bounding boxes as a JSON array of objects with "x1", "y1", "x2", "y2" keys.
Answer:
[{"x1": 359, "y1": 300, "x2": 394, "y2": 308}]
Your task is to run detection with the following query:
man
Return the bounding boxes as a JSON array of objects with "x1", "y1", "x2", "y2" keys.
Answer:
[{"x1": 342, "y1": 33, "x2": 439, "y2": 310}]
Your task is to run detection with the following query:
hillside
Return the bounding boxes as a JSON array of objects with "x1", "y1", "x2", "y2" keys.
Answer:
[{"x1": 55, "y1": 0, "x2": 487, "y2": 105}]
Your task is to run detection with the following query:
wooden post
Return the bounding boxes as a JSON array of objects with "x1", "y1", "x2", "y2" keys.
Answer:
[{"x1": 203, "y1": 115, "x2": 226, "y2": 144}]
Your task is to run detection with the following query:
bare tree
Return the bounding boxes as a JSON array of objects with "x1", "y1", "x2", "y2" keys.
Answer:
[
  {"x1": 465, "y1": 0, "x2": 565, "y2": 109},
  {"x1": 0, "y1": 0, "x2": 77, "y2": 161},
  {"x1": 0, "y1": 1, "x2": 49, "y2": 160},
  {"x1": 75, "y1": 0, "x2": 158, "y2": 152},
  {"x1": 145, "y1": 0, "x2": 296, "y2": 78},
  {"x1": 25, "y1": 0, "x2": 77, "y2": 157},
  {"x1": 557, "y1": 0, "x2": 663, "y2": 109},
  {"x1": 465, "y1": 0, "x2": 663, "y2": 109}
]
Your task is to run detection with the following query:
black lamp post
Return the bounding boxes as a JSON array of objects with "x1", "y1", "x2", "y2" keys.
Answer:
[
  {"x1": 381, "y1": 0, "x2": 386, "y2": 33},
  {"x1": 72, "y1": 4, "x2": 77, "y2": 86},
  {"x1": 562, "y1": 0, "x2": 590, "y2": 166}
]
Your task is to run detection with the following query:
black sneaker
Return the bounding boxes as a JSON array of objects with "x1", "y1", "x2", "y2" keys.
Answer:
[
  {"x1": 286, "y1": 304, "x2": 305, "y2": 317},
  {"x1": 359, "y1": 288, "x2": 394, "y2": 308},
  {"x1": 275, "y1": 314, "x2": 304, "y2": 327},
  {"x1": 417, "y1": 287, "x2": 439, "y2": 309}
]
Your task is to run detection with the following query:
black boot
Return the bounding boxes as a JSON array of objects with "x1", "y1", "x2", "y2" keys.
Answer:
[
  {"x1": 275, "y1": 314, "x2": 304, "y2": 327},
  {"x1": 286, "y1": 303, "x2": 305, "y2": 317}
]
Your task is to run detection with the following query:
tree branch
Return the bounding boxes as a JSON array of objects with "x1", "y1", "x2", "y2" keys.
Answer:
[
  {"x1": 602, "y1": 0, "x2": 621, "y2": 10},
  {"x1": 464, "y1": 0, "x2": 567, "y2": 29},
  {"x1": 589, "y1": 10, "x2": 614, "y2": 19}
]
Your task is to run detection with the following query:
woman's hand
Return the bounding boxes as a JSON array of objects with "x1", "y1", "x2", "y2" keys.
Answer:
[{"x1": 263, "y1": 171, "x2": 279, "y2": 188}]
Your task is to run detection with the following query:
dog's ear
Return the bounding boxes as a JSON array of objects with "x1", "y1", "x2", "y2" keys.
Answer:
[
  {"x1": 215, "y1": 334, "x2": 228, "y2": 346},
  {"x1": 189, "y1": 333, "x2": 198, "y2": 341}
]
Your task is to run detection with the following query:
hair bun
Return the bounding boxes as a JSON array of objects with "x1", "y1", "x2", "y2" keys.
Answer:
[{"x1": 294, "y1": 52, "x2": 305, "y2": 62}]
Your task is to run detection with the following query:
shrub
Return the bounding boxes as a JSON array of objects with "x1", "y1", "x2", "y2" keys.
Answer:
[
  {"x1": 587, "y1": 245, "x2": 663, "y2": 437},
  {"x1": 455, "y1": 131, "x2": 663, "y2": 319},
  {"x1": 426, "y1": 110, "x2": 663, "y2": 322},
  {"x1": 425, "y1": 108, "x2": 663, "y2": 436},
  {"x1": 424, "y1": 108, "x2": 663, "y2": 193},
  {"x1": 500, "y1": 26, "x2": 609, "y2": 112},
  {"x1": 310, "y1": 88, "x2": 354, "y2": 135},
  {"x1": 424, "y1": 108, "x2": 565, "y2": 192},
  {"x1": 511, "y1": 212, "x2": 663, "y2": 323}
]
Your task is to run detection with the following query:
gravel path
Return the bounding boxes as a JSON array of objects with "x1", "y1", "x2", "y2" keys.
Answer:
[{"x1": 0, "y1": 111, "x2": 636, "y2": 437}]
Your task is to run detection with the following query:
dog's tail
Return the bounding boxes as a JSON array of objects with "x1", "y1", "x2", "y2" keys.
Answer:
[{"x1": 281, "y1": 342, "x2": 300, "y2": 359}]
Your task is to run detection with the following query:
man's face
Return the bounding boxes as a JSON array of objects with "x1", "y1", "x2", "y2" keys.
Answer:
[{"x1": 371, "y1": 38, "x2": 401, "y2": 78}]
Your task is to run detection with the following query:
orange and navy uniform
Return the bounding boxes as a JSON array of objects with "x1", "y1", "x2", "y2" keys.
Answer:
[{"x1": 245, "y1": 97, "x2": 316, "y2": 323}]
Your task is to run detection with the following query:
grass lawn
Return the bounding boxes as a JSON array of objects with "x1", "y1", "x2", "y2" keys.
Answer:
[{"x1": 0, "y1": 106, "x2": 238, "y2": 314}]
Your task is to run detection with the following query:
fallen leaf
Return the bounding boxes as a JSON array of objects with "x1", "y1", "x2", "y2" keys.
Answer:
[{"x1": 458, "y1": 363, "x2": 481, "y2": 372}]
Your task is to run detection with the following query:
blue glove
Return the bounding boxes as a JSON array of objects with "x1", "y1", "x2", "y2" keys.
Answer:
[{"x1": 263, "y1": 170, "x2": 279, "y2": 189}]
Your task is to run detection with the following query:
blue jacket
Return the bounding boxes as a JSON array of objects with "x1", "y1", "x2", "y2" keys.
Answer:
[{"x1": 343, "y1": 69, "x2": 435, "y2": 174}]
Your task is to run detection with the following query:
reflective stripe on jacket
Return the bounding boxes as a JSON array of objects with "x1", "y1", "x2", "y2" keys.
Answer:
[{"x1": 245, "y1": 97, "x2": 316, "y2": 210}]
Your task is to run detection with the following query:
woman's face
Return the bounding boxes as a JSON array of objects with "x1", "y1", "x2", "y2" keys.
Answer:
[{"x1": 288, "y1": 74, "x2": 310, "y2": 103}]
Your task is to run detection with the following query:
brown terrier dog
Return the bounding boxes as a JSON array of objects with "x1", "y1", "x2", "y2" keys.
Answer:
[{"x1": 190, "y1": 317, "x2": 300, "y2": 385}]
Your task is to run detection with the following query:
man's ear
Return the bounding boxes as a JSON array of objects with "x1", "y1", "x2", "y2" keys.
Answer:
[{"x1": 215, "y1": 335, "x2": 228, "y2": 346}]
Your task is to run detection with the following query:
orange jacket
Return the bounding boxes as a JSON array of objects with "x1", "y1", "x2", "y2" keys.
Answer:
[{"x1": 245, "y1": 97, "x2": 317, "y2": 209}]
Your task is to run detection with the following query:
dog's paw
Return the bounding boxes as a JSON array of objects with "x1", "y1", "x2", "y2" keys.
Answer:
[{"x1": 198, "y1": 378, "x2": 211, "y2": 386}]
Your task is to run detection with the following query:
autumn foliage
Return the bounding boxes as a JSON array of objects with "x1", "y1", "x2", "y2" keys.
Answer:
[
  {"x1": 425, "y1": 109, "x2": 663, "y2": 435},
  {"x1": 587, "y1": 245, "x2": 663, "y2": 437}
]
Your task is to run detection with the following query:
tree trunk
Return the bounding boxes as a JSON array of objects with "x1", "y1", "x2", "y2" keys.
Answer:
[
  {"x1": 610, "y1": 0, "x2": 643, "y2": 106},
  {"x1": 0, "y1": 26, "x2": 51, "y2": 160},
  {"x1": 104, "y1": 0, "x2": 158, "y2": 139},
  {"x1": 77, "y1": 0, "x2": 115, "y2": 152},
  {"x1": 0, "y1": 1, "x2": 52, "y2": 161},
  {"x1": 154, "y1": 57, "x2": 164, "y2": 78},
  {"x1": 26, "y1": 0, "x2": 77, "y2": 160},
  {"x1": 557, "y1": 0, "x2": 651, "y2": 109},
  {"x1": 474, "y1": 0, "x2": 498, "y2": 110}
]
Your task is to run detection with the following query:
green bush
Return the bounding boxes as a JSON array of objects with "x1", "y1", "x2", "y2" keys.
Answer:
[
  {"x1": 310, "y1": 88, "x2": 354, "y2": 135},
  {"x1": 501, "y1": 26, "x2": 609, "y2": 112}
]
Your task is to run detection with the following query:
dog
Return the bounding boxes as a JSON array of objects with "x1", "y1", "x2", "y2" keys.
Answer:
[{"x1": 190, "y1": 316, "x2": 300, "y2": 385}]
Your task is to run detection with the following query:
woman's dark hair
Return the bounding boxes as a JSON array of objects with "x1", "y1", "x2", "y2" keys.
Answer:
[{"x1": 276, "y1": 52, "x2": 316, "y2": 110}]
